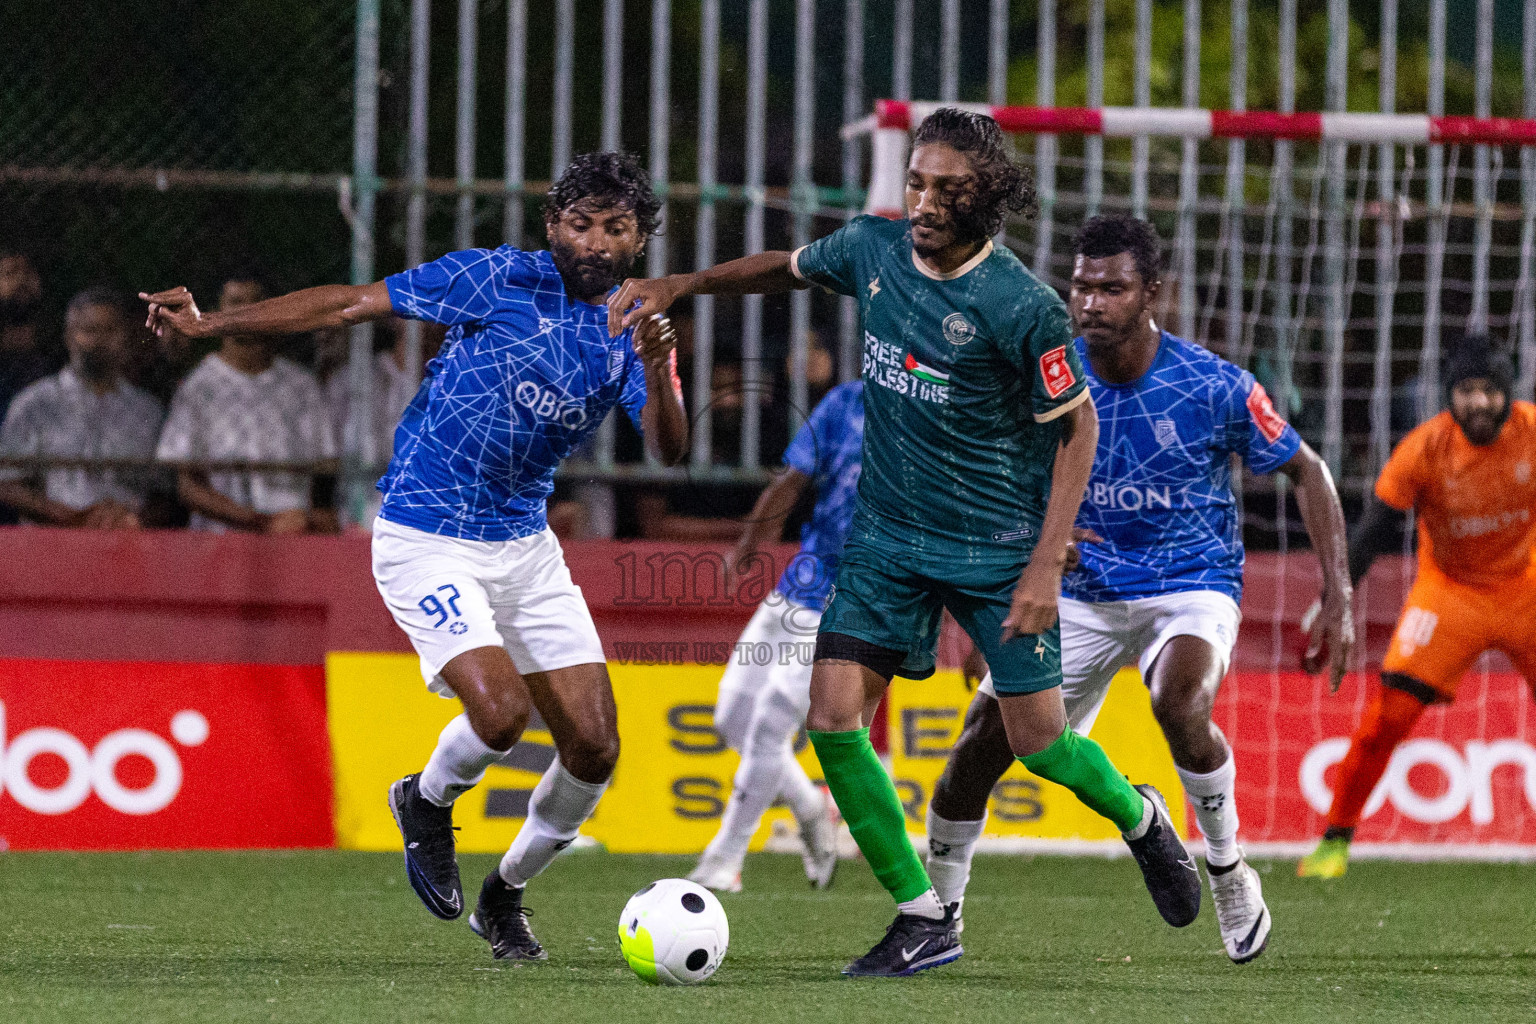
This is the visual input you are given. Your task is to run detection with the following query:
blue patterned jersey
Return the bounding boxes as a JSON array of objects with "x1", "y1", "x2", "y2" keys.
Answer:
[
  {"x1": 776, "y1": 381, "x2": 864, "y2": 609},
  {"x1": 379, "y1": 247, "x2": 647, "y2": 541},
  {"x1": 1064, "y1": 331, "x2": 1302, "y2": 603}
]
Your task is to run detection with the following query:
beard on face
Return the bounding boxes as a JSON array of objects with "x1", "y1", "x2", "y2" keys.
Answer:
[
  {"x1": 1453, "y1": 404, "x2": 1506, "y2": 446},
  {"x1": 75, "y1": 346, "x2": 120, "y2": 383},
  {"x1": 911, "y1": 204, "x2": 991, "y2": 260},
  {"x1": 910, "y1": 215, "x2": 952, "y2": 258},
  {"x1": 551, "y1": 237, "x2": 635, "y2": 301},
  {"x1": 0, "y1": 293, "x2": 40, "y2": 328}
]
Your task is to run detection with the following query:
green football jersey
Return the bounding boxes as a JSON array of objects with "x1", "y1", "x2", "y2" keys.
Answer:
[{"x1": 792, "y1": 215, "x2": 1089, "y2": 569}]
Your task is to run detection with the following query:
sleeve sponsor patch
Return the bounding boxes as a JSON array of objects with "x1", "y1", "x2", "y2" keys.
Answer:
[
  {"x1": 1040, "y1": 345, "x2": 1076, "y2": 399},
  {"x1": 1246, "y1": 381, "x2": 1288, "y2": 443}
]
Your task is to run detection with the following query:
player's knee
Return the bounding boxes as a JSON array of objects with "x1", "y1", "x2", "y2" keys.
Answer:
[
  {"x1": 713, "y1": 710, "x2": 749, "y2": 753},
  {"x1": 463, "y1": 690, "x2": 530, "y2": 751},
  {"x1": 805, "y1": 705, "x2": 850, "y2": 733},
  {"x1": 747, "y1": 689, "x2": 803, "y2": 740},
  {"x1": 562, "y1": 723, "x2": 620, "y2": 781},
  {"x1": 1006, "y1": 721, "x2": 1060, "y2": 759},
  {"x1": 806, "y1": 672, "x2": 865, "y2": 732},
  {"x1": 1149, "y1": 676, "x2": 1208, "y2": 735}
]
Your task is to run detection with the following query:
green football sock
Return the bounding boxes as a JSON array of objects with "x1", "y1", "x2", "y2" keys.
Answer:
[
  {"x1": 1021, "y1": 725, "x2": 1145, "y2": 833},
  {"x1": 808, "y1": 727, "x2": 931, "y2": 904}
]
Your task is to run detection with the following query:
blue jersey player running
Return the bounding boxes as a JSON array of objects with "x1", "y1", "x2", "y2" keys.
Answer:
[
  {"x1": 926, "y1": 216, "x2": 1355, "y2": 965},
  {"x1": 689, "y1": 380, "x2": 864, "y2": 895},
  {"x1": 142, "y1": 153, "x2": 688, "y2": 962}
]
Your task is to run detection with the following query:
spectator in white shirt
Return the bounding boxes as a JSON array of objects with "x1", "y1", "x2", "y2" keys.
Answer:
[
  {"x1": 157, "y1": 274, "x2": 338, "y2": 533},
  {"x1": 0, "y1": 287, "x2": 163, "y2": 527}
]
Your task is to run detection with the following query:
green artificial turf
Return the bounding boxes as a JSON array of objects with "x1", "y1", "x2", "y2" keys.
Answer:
[{"x1": 1, "y1": 850, "x2": 1532, "y2": 1023}]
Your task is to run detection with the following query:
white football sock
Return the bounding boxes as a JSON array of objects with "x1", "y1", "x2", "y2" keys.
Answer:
[
  {"x1": 1178, "y1": 755, "x2": 1240, "y2": 867},
  {"x1": 924, "y1": 809, "x2": 986, "y2": 910},
  {"x1": 701, "y1": 684, "x2": 812, "y2": 869},
  {"x1": 418, "y1": 714, "x2": 508, "y2": 807},
  {"x1": 499, "y1": 758, "x2": 608, "y2": 887},
  {"x1": 781, "y1": 757, "x2": 826, "y2": 826},
  {"x1": 701, "y1": 744, "x2": 800, "y2": 870},
  {"x1": 896, "y1": 888, "x2": 946, "y2": 921}
]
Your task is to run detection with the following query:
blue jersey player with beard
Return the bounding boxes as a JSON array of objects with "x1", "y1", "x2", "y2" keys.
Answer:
[
  {"x1": 924, "y1": 216, "x2": 1356, "y2": 965},
  {"x1": 143, "y1": 153, "x2": 689, "y2": 963}
]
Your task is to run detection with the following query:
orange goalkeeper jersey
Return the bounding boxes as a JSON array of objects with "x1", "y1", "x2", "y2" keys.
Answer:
[{"x1": 1375, "y1": 401, "x2": 1536, "y2": 587}]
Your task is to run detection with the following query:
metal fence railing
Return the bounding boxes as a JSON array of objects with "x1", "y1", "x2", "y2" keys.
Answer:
[{"x1": 4, "y1": 0, "x2": 1532, "y2": 542}]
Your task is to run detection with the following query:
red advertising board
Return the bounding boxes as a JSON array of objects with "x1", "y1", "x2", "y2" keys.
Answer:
[
  {"x1": 1221, "y1": 670, "x2": 1536, "y2": 847},
  {"x1": 0, "y1": 659, "x2": 334, "y2": 850}
]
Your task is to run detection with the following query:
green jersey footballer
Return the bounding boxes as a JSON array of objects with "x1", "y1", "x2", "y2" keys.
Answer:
[
  {"x1": 792, "y1": 211, "x2": 1087, "y2": 687},
  {"x1": 608, "y1": 108, "x2": 1199, "y2": 977}
]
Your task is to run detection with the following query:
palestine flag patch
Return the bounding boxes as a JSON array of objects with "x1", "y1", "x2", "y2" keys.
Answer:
[{"x1": 903, "y1": 352, "x2": 950, "y2": 386}]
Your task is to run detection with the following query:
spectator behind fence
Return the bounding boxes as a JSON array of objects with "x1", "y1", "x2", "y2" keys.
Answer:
[
  {"x1": 157, "y1": 273, "x2": 338, "y2": 533},
  {"x1": 324, "y1": 316, "x2": 440, "y2": 522},
  {"x1": 0, "y1": 250, "x2": 53, "y2": 422},
  {"x1": 0, "y1": 287, "x2": 163, "y2": 528}
]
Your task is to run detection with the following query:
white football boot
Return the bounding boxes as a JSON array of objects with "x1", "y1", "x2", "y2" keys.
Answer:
[
  {"x1": 1209, "y1": 855, "x2": 1271, "y2": 963},
  {"x1": 687, "y1": 854, "x2": 743, "y2": 894},
  {"x1": 798, "y1": 790, "x2": 839, "y2": 890}
]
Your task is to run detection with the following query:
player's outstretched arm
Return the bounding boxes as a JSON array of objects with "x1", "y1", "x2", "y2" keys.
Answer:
[
  {"x1": 1277, "y1": 442, "x2": 1356, "y2": 690},
  {"x1": 140, "y1": 282, "x2": 395, "y2": 341},
  {"x1": 606, "y1": 252, "x2": 806, "y2": 336},
  {"x1": 1003, "y1": 394, "x2": 1099, "y2": 643}
]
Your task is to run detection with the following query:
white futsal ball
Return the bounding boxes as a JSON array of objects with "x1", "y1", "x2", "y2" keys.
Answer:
[{"x1": 617, "y1": 878, "x2": 729, "y2": 985}]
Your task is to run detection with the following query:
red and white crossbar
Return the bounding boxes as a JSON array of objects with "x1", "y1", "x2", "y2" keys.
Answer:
[{"x1": 850, "y1": 99, "x2": 1536, "y2": 146}]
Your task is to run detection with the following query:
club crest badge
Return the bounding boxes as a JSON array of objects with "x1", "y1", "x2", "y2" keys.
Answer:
[{"x1": 942, "y1": 312, "x2": 977, "y2": 346}]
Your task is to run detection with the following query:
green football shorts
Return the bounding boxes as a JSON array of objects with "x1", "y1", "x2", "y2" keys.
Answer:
[{"x1": 819, "y1": 532, "x2": 1062, "y2": 696}]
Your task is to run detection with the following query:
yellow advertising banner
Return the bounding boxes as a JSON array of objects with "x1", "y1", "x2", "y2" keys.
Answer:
[
  {"x1": 326, "y1": 653, "x2": 817, "y2": 854},
  {"x1": 326, "y1": 653, "x2": 1183, "y2": 854}
]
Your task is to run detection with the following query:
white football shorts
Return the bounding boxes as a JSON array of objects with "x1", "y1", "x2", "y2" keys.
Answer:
[
  {"x1": 978, "y1": 590, "x2": 1241, "y2": 735},
  {"x1": 372, "y1": 516, "x2": 606, "y2": 695},
  {"x1": 713, "y1": 593, "x2": 822, "y2": 752}
]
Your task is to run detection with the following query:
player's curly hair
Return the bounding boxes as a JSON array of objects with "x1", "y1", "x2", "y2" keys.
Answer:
[
  {"x1": 544, "y1": 151, "x2": 663, "y2": 239},
  {"x1": 1074, "y1": 215, "x2": 1164, "y2": 286},
  {"x1": 911, "y1": 107, "x2": 1037, "y2": 239}
]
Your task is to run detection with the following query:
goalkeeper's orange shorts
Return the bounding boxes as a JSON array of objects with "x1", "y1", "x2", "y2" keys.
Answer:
[{"x1": 1381, "y1": 561, "x2": 1536, "y2": 700}]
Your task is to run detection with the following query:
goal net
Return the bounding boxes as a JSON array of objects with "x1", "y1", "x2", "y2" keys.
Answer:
[{"x1": 860, "y1": 101, "x2": 1536, "y2": 855}]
